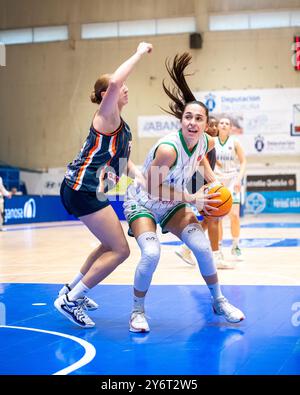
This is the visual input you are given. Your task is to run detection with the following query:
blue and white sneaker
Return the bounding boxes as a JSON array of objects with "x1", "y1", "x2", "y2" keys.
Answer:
[
  {"x1": 54, "y1": 294, "x2": 95, "y2": 328},
  {"x1": 213, "y1": 296, "x2": 245, "y2": 323},
  {"x1": 129, "y1": 310, "x2": 150, "y2": 333},
  {"x1": 231, "y1": 245, "x2": 243, "y2": 261},
  {"x1": 58, "y1": 283, "x2": 99, "y2": 311}
]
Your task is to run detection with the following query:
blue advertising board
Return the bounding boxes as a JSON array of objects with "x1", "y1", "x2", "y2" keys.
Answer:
[
  {"x1": 245, "y1": 191, "x2": 300, "y2": 214},
  {"x1": 4, "y1": 195, "x2": 126, "y2": 225}
]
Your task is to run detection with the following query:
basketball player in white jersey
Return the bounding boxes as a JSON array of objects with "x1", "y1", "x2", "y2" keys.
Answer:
[
  {"x1": 214, "y1": 116, "x2": 246, "y2": 264},
  {"x1": 0, "y1": 176, "x2": 12, "y2": 231},
  {"x1": 174, "y1": 116, "x2": 226, "y2": 267},
  {"x1": 123, "y1": 54, "x2": 245, "y2": 333}
]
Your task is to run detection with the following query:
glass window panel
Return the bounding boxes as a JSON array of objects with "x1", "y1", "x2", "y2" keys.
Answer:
[
  {"x1": 0, "y1": 28, "x2": 32, "y2": 45},
  {"x1": 250, "y1": 11, "x2": 290, "y2": 29},
  {"x1": 209, "y1": 14, "x2": 249, "y2": 31},
  {"x1": 119, "y1": 19, "x2": 156, "y2": 37},
  {"x1": 156, "y1": 17, "x2": 196, "y2": 34},
  {"x1": 81, "y1": 22, "x2": 118, "y2": 39},
  {"x1": 33, "y1": 25, "x2": 68, "y2": 43}
]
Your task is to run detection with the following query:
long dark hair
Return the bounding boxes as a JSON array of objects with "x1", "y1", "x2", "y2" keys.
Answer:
[{"x1": 162, "y1": 53, "x2": 208, "y2": 120}]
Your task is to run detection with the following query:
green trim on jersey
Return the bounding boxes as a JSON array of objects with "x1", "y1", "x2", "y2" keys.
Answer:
[
  {"x1": 128, "y1": 212, "x2": 156, "y2": 226},
  {"x1": 179, "y1": 129, "x2": 198, "y2": 157},
  {"x1": 204, "y1": 133, "x2": 209, "y2": 153},
  {"x1": 218, "y1": 136, "x2": 229, "y2": 147},
  {"x1": 160, "y1": 203, "x2": 187, "y2": 229},
  {"x1": 153, "y1": 142, "x2": 178, "y2": 170}
]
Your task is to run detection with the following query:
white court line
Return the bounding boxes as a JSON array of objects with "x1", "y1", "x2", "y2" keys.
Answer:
[{"x1": 0, "y1": 325, "x2": 96, "y2": 375}]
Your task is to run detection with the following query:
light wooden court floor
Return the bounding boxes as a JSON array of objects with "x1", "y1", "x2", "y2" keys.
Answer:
[{"x1": 0, "y1": 213, "x2": 299, "y2": 287}]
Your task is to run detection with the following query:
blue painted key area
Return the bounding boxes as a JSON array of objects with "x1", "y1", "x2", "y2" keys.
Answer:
[{"x1": 0, "y1": 283, "x2": 299, "y2": 375}]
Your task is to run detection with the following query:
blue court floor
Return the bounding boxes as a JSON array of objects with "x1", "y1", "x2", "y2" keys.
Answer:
[{"x1": 0, "y1": 283, "x2": 299, "y2": 375}]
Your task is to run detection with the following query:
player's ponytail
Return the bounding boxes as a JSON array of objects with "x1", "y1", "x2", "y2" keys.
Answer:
[{"x1": 162, "y1": 53, "x2": 208, "y2": 120}]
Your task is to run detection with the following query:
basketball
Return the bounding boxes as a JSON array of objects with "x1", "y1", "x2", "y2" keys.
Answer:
[{"x1": 204, "y1": 182, "x2": 232, "y2": 217}]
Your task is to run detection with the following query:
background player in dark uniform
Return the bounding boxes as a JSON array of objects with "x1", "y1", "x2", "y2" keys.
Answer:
[{"x1": 54, "y1": 42, "x2": 153, "y2": 328}]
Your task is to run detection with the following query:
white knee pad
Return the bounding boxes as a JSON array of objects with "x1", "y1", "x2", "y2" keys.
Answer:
[
  {"x1": 134, "y1": 232, "x2": 161, "y2": 292},
  {"x1": 181, "y1": 223, "x2": 216, "y2": 277}
]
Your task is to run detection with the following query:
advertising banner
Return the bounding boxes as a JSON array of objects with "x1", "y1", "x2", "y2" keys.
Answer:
[
  {"x1": 137, "y1": 88, "x2": 300, "y2": 155},
  {"x1": 195, "y1": 88, "x2": 300, "y2": 136},
  {"x1": 246, "y1": 174, "x2": 297, "y2": 191},
  {"x1": 138, "y1": 115, "x2": 180, "y2": 138},
  {"x1": 4, "y1": 195, "x2": 126, "y2": 225},
  {"x1": 245, "y1": 191, "x2": 300, "y2": 214}
]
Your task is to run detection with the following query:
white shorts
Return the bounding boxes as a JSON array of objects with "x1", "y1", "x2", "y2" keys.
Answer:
[
  {"x1": 123, "y1": 184, "x2": 187, "y2": 230},
  {"x1": 217, "y1": 176, "x2": 241, "y2": 204}
]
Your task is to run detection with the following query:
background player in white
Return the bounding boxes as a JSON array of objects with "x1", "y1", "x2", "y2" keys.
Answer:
[
  {"x1": 0, "y1": 176, "x2": 12, "y2": 231},
  {"x1": 214, "y1": 116, "x2": 246, "y2": 263},
  {"x1": 124, "y1": 53, "x2": 245, "y2": 333}
]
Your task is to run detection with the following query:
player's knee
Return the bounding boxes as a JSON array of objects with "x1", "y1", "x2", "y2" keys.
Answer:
[
  {"x1": 140, "y1": 246, "x2": 160, "y2": 272},
  {"x1": 117, "y1": 242, "x2": 130, "y2": 262},
  {"x1": 230, "y1": 211, "x2": 239, "y2": 221},
  {"x1": 180, "y1": 223, "x2": 215, "y2": 275},
  {"x1": 181, "y1": 223, "x2": 209, "y2": 251}
]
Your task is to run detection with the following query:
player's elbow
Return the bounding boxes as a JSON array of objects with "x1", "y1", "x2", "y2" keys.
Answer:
[{"x1": 108, "y1": 78, "x2": 122, "y2": 90}]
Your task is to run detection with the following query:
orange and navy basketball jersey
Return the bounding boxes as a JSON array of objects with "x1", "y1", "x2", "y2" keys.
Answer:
[{"x1": 65, "y1": 119, "x2": 132, "y2": 193}]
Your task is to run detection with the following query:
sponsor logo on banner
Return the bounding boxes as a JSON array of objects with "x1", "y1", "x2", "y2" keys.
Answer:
[
  {"x1": 246, "y1": 193, "x2": 266, "y2": 214},
  {"x1": 5, "y1": 198, "x2": 37, "y2": 221},
  {"x1": 24, "y1": 198, "x2": 36, "y2": 218},
  {"x1": 204, "y1": 93, "x2": 216, "y2": 112},
  {"x1": 247, "y1": 175, "x2": 297, "y2": 191},
  {"x1": 246, "y1": 191, "x2": 300, "y2": 214},
  {"x1": 254, "y1": 135, "x2": 265, "y2": 152},
  {"x1": 240, "y1": 134, "x2": 300, "y2": 155},
  {"x1": 195, "y1": 88, "x2": 300, "y2": 155},
  {"x1": 138, "y1": 115, "x2": 180, "y2": 138}
]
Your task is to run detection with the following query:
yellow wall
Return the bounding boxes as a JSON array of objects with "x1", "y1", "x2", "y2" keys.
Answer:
[{"x1": 0, "y1": 0, "x2": 300, "y2": 169}]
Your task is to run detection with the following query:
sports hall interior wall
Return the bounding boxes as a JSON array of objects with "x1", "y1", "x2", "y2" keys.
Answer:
[{"x1": 0, "y1": 0, "x2": 300, "y2": 171}]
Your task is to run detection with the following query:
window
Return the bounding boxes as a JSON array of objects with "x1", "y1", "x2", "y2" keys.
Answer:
[
  {"x1": 81, "y1": 22, "x2": 118, "y2": 39},
  {"x1": 0, "y1": 26, "x2": 68, "y2": 45},
  {"x1": 0, "y1": 28, "x2": 32, "y2": 45},
  {"x1": 81, "y1": 17, "x2": 196, "y2": 39},
  {"x1": 119, "y1": 20, "x2": 156, "y2": 37},
  {"x1": 209, "y1": 14, "x2": 249, "y2": 31},
  {"x1": 249, "y1": 11, "x2": 289, "y2": 29},
  {"x1": 209, "y1": 9, "x2": 300, "y2": 31},
  {"x1": 33, "y1": 26, "x2": 68, "y2": 43}
]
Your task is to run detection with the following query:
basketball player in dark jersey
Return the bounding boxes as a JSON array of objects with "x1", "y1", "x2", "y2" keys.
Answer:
[{"x1": 54, "y1": 42, "x2": 153, "y2": 328}]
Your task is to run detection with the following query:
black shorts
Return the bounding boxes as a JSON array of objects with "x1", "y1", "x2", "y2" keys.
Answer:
[{"x1": 60, "y1": 178, "x2": 110, "y2": 218}]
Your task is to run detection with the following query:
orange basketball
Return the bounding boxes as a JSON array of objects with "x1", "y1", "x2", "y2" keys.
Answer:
[{"x1": 204, "y1": 183, "x2": 233, "y2": 217}]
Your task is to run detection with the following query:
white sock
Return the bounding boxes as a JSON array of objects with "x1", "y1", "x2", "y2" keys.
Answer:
[
  {"x1": 232, "y1": 238, "x2": 239, "y2": 248},
  {"x1": 207, "y1": 283, "x2": 223, "y2": 301},
  {"x1": 133, "y1": 295, "x2": 145, "y2": 312},
  {"x1": 68, "y1": 272, "x2": 84, "y2": 289},
  {"x1": 67, "y1": 280, "x2": 90, "y2": 301}
]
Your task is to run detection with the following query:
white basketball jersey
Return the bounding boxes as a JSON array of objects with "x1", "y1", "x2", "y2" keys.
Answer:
[
  {"x1": 143, "y1": 129, "x2": 208, "y2": 190},
  {"x1": 214, "y1": 135, "x2": 239, "y2": 179},
  {"x1": 128, "y1": 130, "x2": 208, "y2": 210}
]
